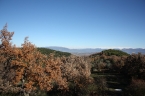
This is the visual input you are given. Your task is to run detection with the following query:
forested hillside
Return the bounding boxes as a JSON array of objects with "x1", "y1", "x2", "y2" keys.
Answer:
[
  {"x1": 89, "y1": 49, "x2": 145, "y2": 96},
  {"x1": 37, "y1": 47, "x2": 71, "y2": 57}
]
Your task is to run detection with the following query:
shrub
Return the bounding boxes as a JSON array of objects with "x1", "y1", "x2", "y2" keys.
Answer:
[
  {"x1": 93, "y1": 77, "x2": 107, "y2": 96},
  {"x1": 122, "y1": 53, "x2": 145, "y2": 80},
  {"x1": 125, "y1": 79, "x2": 145, "y2": 96},
  {"x1": 60, "y1": 55, "x2": 93, "y2": 96}
]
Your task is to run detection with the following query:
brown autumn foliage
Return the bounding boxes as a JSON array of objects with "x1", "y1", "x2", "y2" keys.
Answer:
[
  {"x1": 107, "y1": 55, "x2": 127, "y2": 72},
  {"x1": 0, "y1": 24, "x2": 68, "y2": 95},
  {"x1": 122, "y1": 53, "x2": 145, "y2": 80},
  {"x1": 61, "y1": 55, "x2": 91, "y2": 79},
  {"x1": 60, "y1": 55, "x2": 93, "y2": 95},
  {"x1": 90, "y1": 53, "x2": 127, "y2": 73}
]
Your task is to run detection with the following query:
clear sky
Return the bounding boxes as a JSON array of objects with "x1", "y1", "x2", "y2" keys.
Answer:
[{"x1": 0, "y1": 0, "x2": 145, "y2": 49}]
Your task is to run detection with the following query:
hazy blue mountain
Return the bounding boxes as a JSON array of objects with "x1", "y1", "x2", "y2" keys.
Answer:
[
  {"x1": 121, "y1": 48, "x2": 145, "y2": 54},
  {"x1": 47, "y1": 46, "x2": 104, "y2": 53},
  {"x1": 48, "y1": 46, "x2": 70, "y2": 52},
  {"x1": 47, "y1": 46, "x2": 145, "y2": 55}
]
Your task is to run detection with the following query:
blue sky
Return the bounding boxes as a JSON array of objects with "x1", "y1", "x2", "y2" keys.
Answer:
[{"x1": 0, "y1": 0, "x2": 145, "y2": 49}]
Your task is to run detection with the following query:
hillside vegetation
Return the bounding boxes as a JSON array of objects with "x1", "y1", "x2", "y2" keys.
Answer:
[
  {"x1": 102, "y1": 49, "x2": 129, "y2": 56},
  {"x1": 89, "y1": 49, "x2": 145, "y2": 96},
  {"x1": 37, "y1": 47, "x2": 71, "y2": 57},
  {"x1": 90, "y1": 49, "x2": 129, "y2": 57}
]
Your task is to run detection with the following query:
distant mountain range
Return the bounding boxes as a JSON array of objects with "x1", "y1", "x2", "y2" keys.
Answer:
[{"x1": 47, "y1": 46, "x2": 145, "y2": 55}]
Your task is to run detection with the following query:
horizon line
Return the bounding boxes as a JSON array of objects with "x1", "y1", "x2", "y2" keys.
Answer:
[{"x1": 45, "y1": 46, "x2": 145, "y2": 50}]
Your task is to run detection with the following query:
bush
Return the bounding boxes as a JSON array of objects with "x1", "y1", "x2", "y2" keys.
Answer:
[
  {"x1": 122, "y1": 53, "x2": 145, "y2": 80},
  {"x1": 60, "y1": 55, "x2": 93, "y2": 96},
  {"x1": 125, "y1": 79, "x2": 145, "y2": 96},
  {"x1": 93, "y1": 77, "x2": 107, "y2": 96}
]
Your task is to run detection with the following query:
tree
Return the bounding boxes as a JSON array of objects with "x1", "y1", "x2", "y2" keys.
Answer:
[{"x1": 0, "y1": 24, "x2": 68, "y2": 96}]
